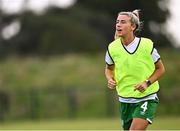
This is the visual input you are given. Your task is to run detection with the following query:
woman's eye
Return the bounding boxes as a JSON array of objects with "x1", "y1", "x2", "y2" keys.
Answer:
[{"x1": 121, "y1": 21, "x2": 126, "y2": 24}]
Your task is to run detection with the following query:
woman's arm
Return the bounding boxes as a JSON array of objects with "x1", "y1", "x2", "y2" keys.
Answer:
[
  {"x1": 148, "y1": 59, "x2": 165, "y2": 84},
  {"x1": 105, "y1": 64, "x2": 116, "y2": 89},
  {"x1": 134, "y1": 60, "x2": 165, "y2": 92}
]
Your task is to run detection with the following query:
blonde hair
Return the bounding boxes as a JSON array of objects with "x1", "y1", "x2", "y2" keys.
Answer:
[{"x1": 114, "y1": 9, "x2": 143, "y2": 39}]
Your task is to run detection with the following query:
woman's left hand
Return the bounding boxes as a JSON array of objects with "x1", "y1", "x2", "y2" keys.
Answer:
[{"x1": 134, "y1": 81, "x2": 148, "y2": 92}]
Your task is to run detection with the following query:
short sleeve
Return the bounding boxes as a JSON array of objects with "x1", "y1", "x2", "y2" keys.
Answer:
[
  {"x1": 105, "y1": 51, "x2": 114, "y2": 65},
  {"x1": 151, "y1": 48, "x2": 161, "y2": 63}
]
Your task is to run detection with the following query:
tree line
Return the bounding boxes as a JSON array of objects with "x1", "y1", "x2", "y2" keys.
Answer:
[{"x1": 0, "y1": 0, "x2": 173, "y2": 57}]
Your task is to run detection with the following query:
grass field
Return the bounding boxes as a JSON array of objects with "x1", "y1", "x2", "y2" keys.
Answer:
[{"x1": 0, "y1": 117, "x2": 180, "y2": 130}]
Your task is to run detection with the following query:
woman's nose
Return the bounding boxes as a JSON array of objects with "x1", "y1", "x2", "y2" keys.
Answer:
[
  {"x1": 116, "y1": 22, "x2": 121, "y2": 26},
  {"x1": 116, "y1": 23, "x2": 121, "y2": 28}
]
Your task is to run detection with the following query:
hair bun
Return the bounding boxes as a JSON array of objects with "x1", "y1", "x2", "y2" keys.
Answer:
[{"x1": 132, "y1": 9, "x2": 140, "y2": 18}]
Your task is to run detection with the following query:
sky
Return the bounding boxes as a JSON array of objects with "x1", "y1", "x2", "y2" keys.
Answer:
[
  {"x1": 0, "y1": 0, "x2": 180, "y2": 48},
  {"x1": 165, "y1": 0, "x2": 180, "y2": 48},
  {"x1": 0, "y1": 0, "x2": 76, "y2": 13}
]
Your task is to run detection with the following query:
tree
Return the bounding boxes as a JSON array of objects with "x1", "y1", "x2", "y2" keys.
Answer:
[
  {"x1": 76, "y1": 0, "x2": 172, "y2": 47},
  {"x1": 0, "y1": 0, "x2": 173, "y2": 57}
]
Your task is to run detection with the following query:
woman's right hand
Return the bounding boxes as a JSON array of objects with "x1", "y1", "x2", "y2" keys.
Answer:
[{"x1": 108, "y1": 78, "x2": 116, "y2": 89}]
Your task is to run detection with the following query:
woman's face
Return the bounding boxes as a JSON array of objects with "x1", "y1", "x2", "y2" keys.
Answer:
[{"x1": 116, "y1": 14, "x2": 135, "y2": 37}]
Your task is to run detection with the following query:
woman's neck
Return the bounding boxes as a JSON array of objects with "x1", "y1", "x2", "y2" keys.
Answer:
[{"x1": 121, "y1": 34, "x2": 135, "y2": 46}]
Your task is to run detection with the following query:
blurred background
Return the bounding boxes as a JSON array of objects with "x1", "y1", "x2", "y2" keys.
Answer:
[{"x1": 0, "y1": 0, "x2": 180, "y2": 130}]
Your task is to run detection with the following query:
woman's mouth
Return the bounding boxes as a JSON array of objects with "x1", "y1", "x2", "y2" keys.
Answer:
[{"x1": 117, "y1": 29, "x2": 122, "y2": 32}]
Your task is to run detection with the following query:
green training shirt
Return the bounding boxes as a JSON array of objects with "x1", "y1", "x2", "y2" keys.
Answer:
[{"x1": 108, "y1": 37, "x2": 159, "y2": 98}]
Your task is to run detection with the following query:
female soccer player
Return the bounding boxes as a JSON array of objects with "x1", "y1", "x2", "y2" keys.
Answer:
[{"x1": 105, "y1": 10, "x2": 165, "y2": 130}]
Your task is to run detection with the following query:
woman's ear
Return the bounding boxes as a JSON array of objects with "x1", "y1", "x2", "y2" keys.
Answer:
[{"x1": 131, "y1": 23, "x2": 137, "y2": 31}]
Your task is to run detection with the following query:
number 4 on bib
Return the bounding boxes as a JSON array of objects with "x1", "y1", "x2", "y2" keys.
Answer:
[{"x1": 141, "y1": 101, "x2": 148, "y2": 112}]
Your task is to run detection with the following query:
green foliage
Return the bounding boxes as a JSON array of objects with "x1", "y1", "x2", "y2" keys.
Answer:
[
  {"x1": 0, "y1": 49, "x2": 179, "y2": 120},
  {"x1": 1, "y1": 7, "x2": 112, "y2": 56},
  {"x1": 76, "y1": 0, "x2": 172, "y2": 47},
  {"x1": 0, "y1": 48, "x2": 179, "y2": 91},
  {"x1": 0, "y1": 0, "x2": 173, "y2": 56},
  {"x1": 0, "y1": 53, "x2": 106, "y2": 89}
]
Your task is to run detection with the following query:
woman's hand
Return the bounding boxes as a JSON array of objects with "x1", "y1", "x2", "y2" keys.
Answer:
[
  {"x1": 134, "y1": 81, "x2": 148, "y2": 93},
  {"x1": 108, "y1": 78, "x2": 116, "y2": 89}
]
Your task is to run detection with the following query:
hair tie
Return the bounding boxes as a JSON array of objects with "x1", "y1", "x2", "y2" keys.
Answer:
[{"x1": 132, "y1": 12, "x2": 138, "y2": 17}]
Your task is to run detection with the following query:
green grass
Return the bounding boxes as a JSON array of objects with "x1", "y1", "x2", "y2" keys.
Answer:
[
  {"x1": 0, "y1": 49, "x2": 180, "y2": 91},
  {"x1": 0, "y1": 49, "x2": 180, "y2": 123},
  {"x1": 0, "y1": 117, "x2": 180, "y2": 130},
  {"x1": 0, "y1": 53, "x2": 106, "y2": 90}
]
